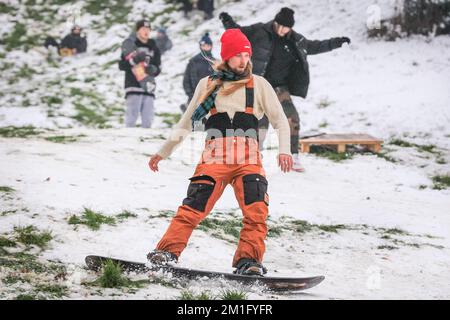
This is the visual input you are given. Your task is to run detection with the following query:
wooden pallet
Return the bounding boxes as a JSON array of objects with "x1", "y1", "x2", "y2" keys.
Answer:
[{"x1": 299, "y1": 133, "x2": 383, "y2": 153}]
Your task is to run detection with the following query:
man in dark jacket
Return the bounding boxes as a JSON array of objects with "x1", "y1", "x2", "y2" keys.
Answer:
[
  {"x1": 60, "y1": 25, "x2": 87, "y2": 55},
  {"x1": 181, "y1": 32, "x2": 217, "y2": 112},
  {"x1": 44, "y1": 25, "x2": 87, "y2": 56},
  {"x1": 118, "y1": 20, "x2": 161, "y2": 128},
  {"x1": 220, "y1": 7, "x2": 351, "y2": 172}
]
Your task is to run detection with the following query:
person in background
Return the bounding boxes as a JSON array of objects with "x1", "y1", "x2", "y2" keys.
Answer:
[
  {"x1": 197, "y1": 0, "x2": 214, "y2": 20},
  {"x1": 154, "y1": 27, "x2": 173, "y2": 55},
  {"x1": 220, "y1": 8, "x2": 351, "y2": 172},
  {"x1": 118, "y1": 20, "x2": 161, "y2": 128},
  {"x1": 181, "y1": 32, "x2": 217, "y2": 112},
  {"x1": 44, "y1": 25, "x2": 87, "y2": 56}
]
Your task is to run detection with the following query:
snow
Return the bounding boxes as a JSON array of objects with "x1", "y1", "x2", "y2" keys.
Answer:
[{"x1": 1, "y1": 0, "x2": 450, "y2": 300}]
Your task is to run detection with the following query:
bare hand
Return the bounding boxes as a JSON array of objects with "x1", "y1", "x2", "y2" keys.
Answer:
[
  {"x1": 148, "y1": 154, "x2": 163, "y2": 172},
  {"x1": 278, "y1": 154, "x2": 293, "y2": 173}
]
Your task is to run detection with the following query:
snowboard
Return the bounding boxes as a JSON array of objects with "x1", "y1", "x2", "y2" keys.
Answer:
[{"x1": 85, "y1": 255, "x2": 325, "y2": 292}]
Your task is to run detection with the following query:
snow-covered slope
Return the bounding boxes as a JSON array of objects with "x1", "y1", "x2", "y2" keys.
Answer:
[{"x1": 0, "y1": 0, "x2": 449, "y2": 300}]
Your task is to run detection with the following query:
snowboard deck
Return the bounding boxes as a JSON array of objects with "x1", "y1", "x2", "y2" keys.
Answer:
[{"x1": 85, "y1": 255, "x2": 325, "y2": 292}]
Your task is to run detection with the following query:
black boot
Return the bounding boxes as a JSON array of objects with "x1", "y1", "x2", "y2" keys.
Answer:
[{"x1": 233, "y1": 258, "x2": 267, "y2": 276}]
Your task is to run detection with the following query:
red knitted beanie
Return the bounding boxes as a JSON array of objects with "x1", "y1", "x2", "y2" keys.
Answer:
[{"x1": 220, "y1": 28, "x2": 252, "y2": 61}]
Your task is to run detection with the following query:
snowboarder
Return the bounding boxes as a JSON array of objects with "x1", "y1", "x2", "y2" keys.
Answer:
[
  {"x1": 147, "y1": 29, "x2": 293, "y2": 276},
  {"x1": 44, "y1": 25, "x2": 87, "y2": 56},
  {"x1": 220, "y1": 7, "x2": 351, "y2": 172},
  {"x1": 118, "y1": 20, "x2": 161, "y2": 128},
  {"x1": 154, "y1": 27, "x2": 173, "y2": 55},
  {"x1": 181, "y1": 32, "x2": 217, "y2": 112}
]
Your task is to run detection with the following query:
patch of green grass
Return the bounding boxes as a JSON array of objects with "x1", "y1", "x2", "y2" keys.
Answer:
[
  {"x1": 41, "y1": 95, "x2": 63, "y2": 107},
  {"x1": 97, "y1": 259, "x2": 127, "y2": 288},
  {"x1": 156, "y1": 112, "x2": 182, "y2": 128},
  {"x1": 34, "y1": 284, "x2": 68, "y2": 298},
  {"x1": 317, "y1": 98, "x2": 332, "y2": 109},
  {"x1": 3, "y1": 274, "x2": 30, "y2": 285},
  {"x1": 15, "y1": 294, "x2": 39, "y2": 300},
  {"x1": 116, "y1": 210, "x2": 138, "y2": 220},
  {"x1": 309, "y1": 145, "x2": 354, "y2": 162},
  {"x1": 198, "y1": 217, "x2": 243, "y2": 240},
  {"x1": 154, "y1": 210, "x2": 176, "y2": 218},
  {"x1": 316, "y1": 224, "x2": 347, "y2": 233},
  {"x1": 389, "y1": 139, "x2": 414, "y2": 148},
  {"x1": 432, "y1": 175, "x2": 450, "y2": 190},
  {"x1": 1, "y1": 23, "x2": 33, "y2": 51},
  {"x1": 288, "y1": 219, "x2": 350, "y2": 234},
  {"x1": 0, "y1": 3, "x2": 16, "y2": 14},
  {"x1": 0, "y1": 186, "x2": 15, "y2": 193},
  {"x1": 102, "y1": 59, "x2": 120, "y2": 70},
  {"x1": 0, "y1": 236, "x2": 17, "y2": 248},
  {"x1": 267, "y1": 226, "x2": 283, "y2": 238},
  {"x1": 149, "y1": 276, "x2": 178, "y2": 288},
  {"x1": 44, "y1": 135, "x2": 85, "y2": 143},
  {"x1": 179, "y1": 290, "x2": 213, "y2": 300},
  {"x1": 220, "y1": 289, "x2": 247, "y2": 300},
  {"x1": 17, "y1": 64, "x2": 38, "y2": 79},
  {"x1": 96, "y1": 44, "x2": 121, "y2": 56},
  {"x1": 383, "y1": 228, "x2": 409, "y2": 236},
  {"x1": 417, "y1": 144, "x2": 437, "y2": 154},
  {"x1": 0, "y1": 252, "x2": 47, "y2": 273},
  {"x1": 68, "y1": 208, "x2": 116, "y2": 231},
  {"x1": 72, "y1": 102, "x2": 110, "y2": 128},
  {"x1": 290, "y1": 220, "x2": 314, "y2": 233},
  {"x1": 14, "y1": 226, "x2": 52, "y2": 249},
  {"x1": 0, "y1": 126, "x2": 42, "y2": 138},
  {"x1": 377, "y1": 245, "x2": 398, "y2": 250},
  {"x1": 376, "y1": 152, "x2": 398, "y2": 163},
  {"x1": 318, "y1": 121, "x2": 328, "y2": 128},
  {"x1": 88, "y1": 259, "x2": 148, "y2": 289}
]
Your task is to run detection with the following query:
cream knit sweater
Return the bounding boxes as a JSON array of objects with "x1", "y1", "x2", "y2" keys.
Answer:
[{"x1": 157, "y1": 75, "x2": 292, "y2": 159}]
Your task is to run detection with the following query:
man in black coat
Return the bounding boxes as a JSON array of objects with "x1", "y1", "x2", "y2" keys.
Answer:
[
  {"x1": 181, "y1": 32, "x2": 217, "y2": 112},
  {"x1": 118, "y1": 20, "x2": 161, "y2": 128},
  {"x1": 44, "y1": 25, "x2": 87, "y2": 56},
  {"x1": 60, "y1": 25, "x2": 87, "y2": 54},
  {"x1": 220, "y1": 7, "x2": 351, "y2": 172}
]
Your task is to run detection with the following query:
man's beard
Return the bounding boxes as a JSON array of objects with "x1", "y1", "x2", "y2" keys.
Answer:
[{"x1": 230, "y1": 65, "x2": 246, "y2": 75}]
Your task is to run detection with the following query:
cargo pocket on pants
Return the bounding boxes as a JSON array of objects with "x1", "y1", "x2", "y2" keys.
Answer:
[
  {"x1": 242, "y1": 174, "x2": 268, "y2": 206},
  {"x1": 182, "y1": 175, "x2": 216, "y2": 212}
]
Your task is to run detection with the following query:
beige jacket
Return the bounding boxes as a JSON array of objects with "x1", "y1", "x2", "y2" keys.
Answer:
[{"x1": 157, "y1": 75, "x2": 291, "y2": 159}]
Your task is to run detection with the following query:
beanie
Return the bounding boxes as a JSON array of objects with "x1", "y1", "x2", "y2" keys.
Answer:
[
  {"x1": 136, "y1": 19, "x2": 151, "y2": 31},
  {"x1": 274, "y1": 7, "x2": 295, "y2": 28},
  {"x1": 199, "y1": 32, "x2": 213, "y2": 46},
  {"x1": 220, "y1": 29, "x2": 252, "y2": 61}
]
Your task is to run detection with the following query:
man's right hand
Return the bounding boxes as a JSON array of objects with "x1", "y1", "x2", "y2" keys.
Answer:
[
  {"x1": 149, "y1": 154, "x2": 163, "y2": 172},
  {"x1": 219, "y1": 12, "x2": 232, "y2": 22}
]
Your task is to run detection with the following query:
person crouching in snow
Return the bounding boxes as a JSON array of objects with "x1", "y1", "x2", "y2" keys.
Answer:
[{"x1": 147, "y1": 29, "x2": 293, "y2": 276}]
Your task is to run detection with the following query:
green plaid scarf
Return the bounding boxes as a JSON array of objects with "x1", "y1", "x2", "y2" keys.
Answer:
[{"x1": 191, "y1": 70, "x2": 246, "y2": 127}]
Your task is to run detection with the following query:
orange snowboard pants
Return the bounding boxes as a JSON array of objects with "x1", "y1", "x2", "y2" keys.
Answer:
[{"x1": 156, "y1": 137, "x2": 269, "y2": 267}]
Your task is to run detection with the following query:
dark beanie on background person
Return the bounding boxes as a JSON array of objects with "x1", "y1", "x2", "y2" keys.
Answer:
[
  {"x1": 274, "y1": 7, "x2": 295, "y2": 28},
  {"x1": 220, "y1": 28, "x2": 252, "y2": 61},
  {"x1": 136, "y1": 20, "x2": 151, "y2": 31},
  {"x1": 199, "y1": 32, "x2": 213, "y2": 46}
]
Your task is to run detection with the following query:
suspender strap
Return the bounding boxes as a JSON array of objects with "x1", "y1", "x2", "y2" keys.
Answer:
[{"x1": 245, "y1": 76, "x2": 254, "y2": 114}]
